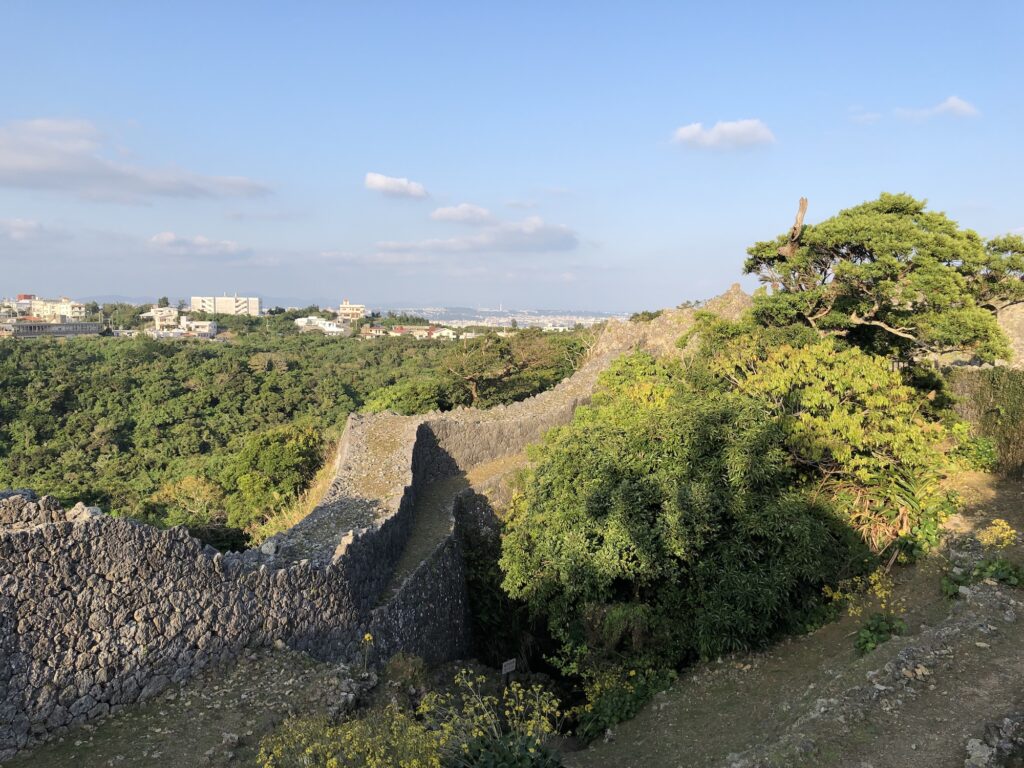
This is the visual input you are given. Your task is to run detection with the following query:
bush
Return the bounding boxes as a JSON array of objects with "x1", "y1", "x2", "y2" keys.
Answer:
[
  {"x1": 947, "y1": 367, "x2": 1024, "y2": 477},
  {"x1": 574, "y1": 666, "x2": 675, "y2": 744},
  {"x1": 501, "y1": 353, "x2": 867, "y2": 678},
  {"x1": 703, "y1": 326, "x2": 954, "y2": 554},
  {"x1": 949, "y1": 421, "x2": 1000, "y2": 472},
  {"x1": 629, "y1": 310, "x2": 663, "y2": 323},
  {"x1": 257, "y1": 671, "x2": 562, "y2": 768},
  {"x1": 363, "y1": 377, "x2": 468, "y2": 415},
  {"x1": 455, "y1": 733, "x2": 563, "y2": 768}
]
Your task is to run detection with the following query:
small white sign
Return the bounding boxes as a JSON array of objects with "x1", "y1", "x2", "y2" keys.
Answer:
[{"x1": 501, "y1": 658, "x2": 516, "y2": 675}]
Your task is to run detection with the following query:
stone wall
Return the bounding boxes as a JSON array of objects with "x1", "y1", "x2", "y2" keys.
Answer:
[
  {"x1": 0, "y1": 421, "x2": 473, "y2": 761},
  {"x1": 0, "y1": 287, "x2": 753, "y2": 762}
]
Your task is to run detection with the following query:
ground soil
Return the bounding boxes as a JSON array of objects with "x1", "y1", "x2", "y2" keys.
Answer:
[{"x1": 6, "y1": 648, "x2": 356, "y2": 768}]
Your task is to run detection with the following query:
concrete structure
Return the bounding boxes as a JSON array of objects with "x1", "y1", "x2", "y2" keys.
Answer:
[
  {"x1": 294, "y1": 316, "x2": 351, "y2": 337},
  {"x1": 190, "y1": 295, "x2": 261, "y2": 317},
  {"x1": 0, "y1": 320, "x2": 103, "y2": 339},
  {"x1": 336, "y1": 299, "x2": 366, "y2": 323},
  {"x1": 12, "y1": 295, "x2": 87, "y2": 322},
  {"x1": 145, "y1": 317, "x2": 218, "y2": 340},
  {"x1": 139, "y1": 306, "x2": 180, "y2": 330}
]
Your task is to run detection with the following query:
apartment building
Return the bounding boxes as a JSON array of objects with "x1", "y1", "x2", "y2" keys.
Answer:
[
  {"x1": 14, "y1": 295, "x2": 87, "y2": 321},
  {"x1": 336, "y1": 299, "x2": 367, "y2": 323},
  {"x1": 190, "y1": 295, "x2": 261, "y2": 316}
]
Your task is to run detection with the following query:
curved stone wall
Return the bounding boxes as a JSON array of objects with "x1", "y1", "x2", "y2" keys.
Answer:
[{"x1": 0, "y1": 287, "x2": 752, "y2": 762}]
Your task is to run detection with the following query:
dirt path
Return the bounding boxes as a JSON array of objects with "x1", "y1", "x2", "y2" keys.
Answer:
[{"x1": 568, "y1": 473, "x2": 1024, "y2": 768}]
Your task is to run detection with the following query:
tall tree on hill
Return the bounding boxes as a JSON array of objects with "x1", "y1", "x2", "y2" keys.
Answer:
[{"x1": 744, "y1": 194, "x2": 1023, "y2": 362}]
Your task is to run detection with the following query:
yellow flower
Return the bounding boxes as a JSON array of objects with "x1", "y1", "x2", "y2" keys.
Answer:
[
  {"x1": 978, "y1": 519, "x2": 1017, "y2": 549},
  {"x1": 628, "y1": 669, "x2": 636, "y2": 677},
  {"x1": 363, "y1": 632, "x2": 374, "y2": 644}
]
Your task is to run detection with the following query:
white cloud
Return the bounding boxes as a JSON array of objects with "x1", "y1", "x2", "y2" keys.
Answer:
[
  {"x1": 672, "y1": 119, "x2": 775, "y2": 149},
  {"x1": 0, "y1": 218, "x2": 54, "y2": 241},
  {"x1": 377, "y1": 216, "x2": 578, "y2": 254},
  {"x1": 364, "y1": 172, "x2": 428, "y2": 198},
  {"x1": 896, "y1": 95, "x2": 979, "y2": 120},
  {"x1": 430, "y1": 203, "x2": 495, "y2": 225},
  {"x1": 149, "y1": 231, "x2": 244, "y2": 258},
  {"x1": 0, "y1": 118, "x2": 269, "y2": 202}
]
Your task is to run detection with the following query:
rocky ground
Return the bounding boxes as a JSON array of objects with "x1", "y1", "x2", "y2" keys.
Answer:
[
  {"x1": 568, "y1": 472, "x2": 1024, "y2": 768},
  {"x1": 3, "y1": 647, "x2": 372, "y2": 768}
]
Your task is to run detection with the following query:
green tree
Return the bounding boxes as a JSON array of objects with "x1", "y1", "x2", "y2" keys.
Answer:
[
  {"x1": 444, "y1": 333, "x2": 517, "y2": 405},
  {"x1": 151, "y1": 475, "x2": 226, "y2": 528},
  {"x1": 220, "y1": 425, "x2": 324, "y2": 530},
  {"x1": 701, "y1": 321, "x2": 953, "y2": 553},
  {"x1": 501, "y1": 353, "x2": 864, "y2": 675},
  {"x1": 744, "y1": 194, "x2": 1017, "y2": 362},
  {"x1": 362, "y1": 376, "x2": 468, "y2": 415},
  {"x1": 157, "y1": 296, "x2": 170, "y2": 308}
]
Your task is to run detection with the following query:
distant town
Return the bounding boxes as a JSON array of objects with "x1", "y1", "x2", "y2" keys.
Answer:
[{"x1": 0, "y1": 292, "x2": 626, "y2": 341}]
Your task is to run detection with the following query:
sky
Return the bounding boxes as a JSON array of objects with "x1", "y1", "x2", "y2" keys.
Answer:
[{"x1": 1, "y1": 1, "x2": 1022, "y2": 312}]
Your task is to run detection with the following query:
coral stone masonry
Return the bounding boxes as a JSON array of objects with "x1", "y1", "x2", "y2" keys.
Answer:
[{"x1": 0, "y1": 288, "x2": 752, "y2": 763}]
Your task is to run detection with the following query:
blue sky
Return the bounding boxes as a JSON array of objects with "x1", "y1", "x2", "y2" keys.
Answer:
[{"x1": 1, "y1": 1, "x2": 1021, "y2": 311}]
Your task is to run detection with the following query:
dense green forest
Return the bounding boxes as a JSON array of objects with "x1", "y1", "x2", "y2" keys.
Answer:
[{"x1": 0, "y1": 328, "x2": 589, "y2": 546}]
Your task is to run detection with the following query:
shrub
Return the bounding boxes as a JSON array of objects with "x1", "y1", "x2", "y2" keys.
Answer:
[
  {"x1": 257, "y1": 671, "x2": 562, "y2": 768},
  {"x1": 629, "y1": 310, "x2": 663, "y2": 323},
  {"x1": 501, "y1": 352, "x2": 867, "y2": 678},
  {"x1": 949, "y1": 421, "x2": 999, "y2": 472},
  {"x1": 257, "y1": 708, "x2": 441, "y2": 768},
  {"x1": 855, "y1": 612, "x2": 906, "y2": 655},
  {"x1": 363, "y1": 377, "x2": 468, "y2": 415},
  {"x1": 947, "y1": 367, "x2": 1024, "y2": 477},
  {"x1": 421, "y1": 671, "x2": 562, "y2": 767},
  {"x1": 704, "y1": 329, "x2": 954, "y2": 554},
  {"x1": 574, "y1": 666, "x2": 675, "y2": 745},
  {"x1": 454, "y1": 733, "x2": 563, "y2": 768}
]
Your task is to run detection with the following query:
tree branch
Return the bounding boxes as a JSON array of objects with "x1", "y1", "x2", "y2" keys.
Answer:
[{"x1": 778, "y1": 197, "x2": 808, "y2": 258}]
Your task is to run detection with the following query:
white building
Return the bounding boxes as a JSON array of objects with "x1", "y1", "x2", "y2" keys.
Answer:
[
  {"x1": 190, "y1": 295, "x2": 261, "y2": 317},
  {"x1": 145, "y1": 316, "x2": 218, "y2": 339},
  {"x1": 16, "y1": 295, "x2": 87, "y2": 321},
  {"x1": 140, "y1": 306, "x2": 180, "y2": 330},
  {"x1": 180, "y1": 317, "x2": 218, "y2": 338},
  {"x1": 294, "y1": 316, "x2": 350, "y2": 337},
  {"x1": 336, "y1": 299, "x2": 367, "y2": 323}
]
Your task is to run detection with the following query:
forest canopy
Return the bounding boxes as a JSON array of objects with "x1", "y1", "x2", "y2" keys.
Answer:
[{"x1": 0, "y1": 328, "x2": 588, "y2": 546}]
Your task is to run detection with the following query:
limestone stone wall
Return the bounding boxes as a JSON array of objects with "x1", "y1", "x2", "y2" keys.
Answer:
[{"x1": 1, "y1": 287, "x2": 753, "y2": 762}]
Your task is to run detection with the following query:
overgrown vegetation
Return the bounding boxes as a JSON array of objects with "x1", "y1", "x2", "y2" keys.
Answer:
[
  {"x1": 948, "y1": 367, "x2": 1024, "y2": 477},
  {"x1": 257, "y1": 670, "x2": 563, "y2": 768},
  {"x1": 0, "y1": 329, "x2": 586, "y2": 546}
]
